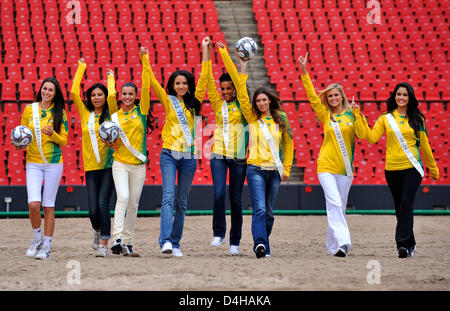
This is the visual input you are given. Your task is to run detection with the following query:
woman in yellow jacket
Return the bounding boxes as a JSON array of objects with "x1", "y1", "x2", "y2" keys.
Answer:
[
  {"x1": 203, "y1": 38, "x2": 249, "y2": 255},
  {"x1": 219, "y1": 43, "x2": 294, "y2": 258},
  {"x1": 70, "y1": 58, "x2": 116, "y2": 257},
  {"x1": 298, "y1": 52, "x2": 366, "y2": 258},
  {"x1": 17, "y1": 77, "x2": 68, "y2": 259},
  {"x1": 360, "y1": 82, "x2": 439, "y2": 258},
  {"x1": 148, "y1": 38, "x2": 208, "y2": 257},
  {"x1": 107, "y1": 47, "x2": 154, "y2": 257}
]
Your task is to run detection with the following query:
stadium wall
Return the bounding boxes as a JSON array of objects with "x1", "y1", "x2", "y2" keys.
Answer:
[{"x1": 0, "y1": 185, "x2": 448, "y2": 213}]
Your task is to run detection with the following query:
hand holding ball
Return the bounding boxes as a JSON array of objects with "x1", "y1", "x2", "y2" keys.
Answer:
[
  {"x1": 98, "y1": 121, "x2": 119, "y2": 144},
  {"x1": 235, "y1": 37, "x2": 258, "y2": 61},
  {"x1": 11, "y1": 125, "x2": 33, "y2": 148}
]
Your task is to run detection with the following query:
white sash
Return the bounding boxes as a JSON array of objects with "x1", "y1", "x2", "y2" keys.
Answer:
[
  {"x1": 111, "y1": 112, "x2": 147, "y2": 163},
  {"x1": 386, "y1": 113, "x2": 424, "y2": 177},
  {"x1": 258, "y1": 119, "x2": 284, "y2": 178},
  {"x1": 168, "y1": 95, "x2": 193, "y2": 146},
  {"x1": 222, "y1": 100, "x2": 230, "y2": 151},
  {"x1": 32, "y1": 102, "x2": 48, "y2": 164},
  {"x1": 88, "y1": 111, "x2": 101, "y2": 164},
  {"x1": 330, "y1": 119, "x2": 353, "y2": 177}
]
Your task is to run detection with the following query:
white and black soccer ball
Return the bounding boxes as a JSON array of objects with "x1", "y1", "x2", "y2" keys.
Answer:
[
  {"x1": 98, "y1": 121, "x2": 119, "y2": 144},
  {"x1": 235, "y1": 37, "x2": 258, "y2": 61},
  {"x1": 11, "y1": 125, "x2": 33, "y2": 147}
]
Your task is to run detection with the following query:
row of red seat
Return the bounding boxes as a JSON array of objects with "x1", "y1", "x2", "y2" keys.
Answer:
[{"x1": 1, "y1": 99, "x2": 449, "y2": 185}]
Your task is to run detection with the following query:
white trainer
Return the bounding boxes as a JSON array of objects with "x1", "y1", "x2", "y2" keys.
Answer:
[
  {"x1": 95, "y1": 245, "x2": 108, "y2": 257},
  {"x1": 26, "y1": 237, "x2": 43, "y2": 258},
  {"x1": 92, "y1": 231, "x2": 100, "y2": 250},
  {"x1": 35, "y1": 244, "x2": 51, "y2": 260},
  {"x1": 210, "y1": 236, "x2": 225, "y2": 247},
  {"x1": 229, "y1": 245, "x2": 239, "y2": 255},
  {"x1": 161, "y1": 241, "x2": 173, "y2": 254},
  {"x1": 172, "y1": 248, "x2": 183, "y2": 257}
]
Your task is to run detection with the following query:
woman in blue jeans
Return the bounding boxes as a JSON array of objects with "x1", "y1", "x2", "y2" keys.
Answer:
[
  {"x1": 205, "y1": 39, "x2": 249, "y2": 255},
  {"x1": 147, "y1": 37, "x2": 208, "y2": 257},
  {"x1": 220, "y1": 45, "x2": 294, "y2": 258}
]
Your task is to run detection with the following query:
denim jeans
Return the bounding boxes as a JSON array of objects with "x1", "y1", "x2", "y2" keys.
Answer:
[
  {"x1": 385, "y1": 168, "x2": 422, "y2": 250},
  {"x1": 246, "y1": 164, "x2": 281, "y2": 256},
  {"x1": 85, "y1": 168, "x2": 114, "y2": 240},
  {"x1": 159, "y1": 148, "x2": 197, "y2": 249},
  {"x1": 210, "y1": 153, "x2": 247, "y2": 246}
]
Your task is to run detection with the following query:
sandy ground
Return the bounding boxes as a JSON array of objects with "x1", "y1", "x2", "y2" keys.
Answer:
[{"x1": 0, "y1": 215, "x2": 449, "y2": 291}]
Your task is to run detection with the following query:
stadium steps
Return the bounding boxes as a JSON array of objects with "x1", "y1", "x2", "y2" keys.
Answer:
[{"x1": 214, "y1": 0, "x2": 276, "y2": 95}]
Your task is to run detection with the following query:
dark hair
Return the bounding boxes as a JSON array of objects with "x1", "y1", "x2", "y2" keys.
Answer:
[
  {"x1": 219, "y1": 73, "x2": 233, "y2": 84},
  {"x1": 386, "y1": 82, "x2": 425, "y2": 138},
  {"x1": 35, "y1": 77, "x2": 65, "y2": 133},
  {"x1": 252, "y1": 87, "x2": 287, "y2": 133},
  {"x1": 166, "y1": 70, "x2": 201, "y2": 116},
  {"x1": 85, "y1": 83, "x2": 108, "y2": 124},
  {"x1": 121, "y1": 82, "x2": 155, "y2": 133}
]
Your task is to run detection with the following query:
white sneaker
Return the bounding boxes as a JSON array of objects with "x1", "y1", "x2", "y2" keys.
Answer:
[
  {"x1": 26, "y1": 237, "x2": 43, "y2": 258},
  {"x1": 172, "y1": 248, "x2": 183, "y2": 257},
  {"x1": 92, "y1": 231, "x2": 100, "y2": 250},
  {"x1": 161, "y1": 241, "x2": 173, "y2": 254},
  {"x1": 95, "y1": 245, "x2": 108, "y2": 257},
  {"x1": 210, "y1": 236, "x2": 225, "y2": 247},
  {"x1": 229, "y1": 245, "x2": 239, "y2": 255},
  {"x1": 35, "y1": 244, "x2": 51, "y2": 260}
]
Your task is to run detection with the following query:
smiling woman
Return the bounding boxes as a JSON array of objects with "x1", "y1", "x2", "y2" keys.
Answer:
[
  {"x1": 105, "y1": 46, "x2": 154, "y2": 257},
  {"x1": 219, "y1": 43, "x2": 294, "y2": 259},
  {"x1": 146, "y1": 37, "x2": 208, "y2": 257},
  {"x1": 70, "y1": 58, "x2": 116, "y2": 257},
  {"x1": 204, "y1": 38, "x2": 249, "y2": 255},
  {"x1": 298, "y1": 51, "x2": 366, "y2": 258},
  {"x1": 359, "y1": 82, "x2": 439, "y2": 258},
  {"x1": 15, "y1": 77, "x2": 68, "y2": 260}
]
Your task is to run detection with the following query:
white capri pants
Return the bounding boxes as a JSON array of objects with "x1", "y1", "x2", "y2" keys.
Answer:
[
  {"x1": 26, "y1": 163, "x2": 64, "y2": 207},
  {"x1": 318, "y1": 172, "x2": 353, "y2": 255},
  {"x1": 112, "y1": 160, "x2": 146, "y2": 245}
]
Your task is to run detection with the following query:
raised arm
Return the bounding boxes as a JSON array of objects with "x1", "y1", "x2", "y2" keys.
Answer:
[
  {"x1": 139, "y1": 46, "x2": 151, "y2": 115},
  {"x1": 106, "y1": 68, "x2": 118, "y2": 115},
  {"x1": 349, "y1": 96, "x2": 366, "y2": 139},
  {"x1": 194, "y1": 36, "x2": 211, "y2": 104},
  {"x1": 298, "y1": 52, "x2": 328, "y2": 124},
  {"x1": 218, "y1": 43, "x2": 240, "y2": 90},
  {"x1": 70, "y1": 58, "x2": 87, "y2": 114},
  {"x1": 363, "y1": 114, "x2": 386, "y2": 144}
]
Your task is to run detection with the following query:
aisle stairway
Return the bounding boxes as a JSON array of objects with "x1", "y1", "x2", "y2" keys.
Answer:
[{"x1": 214, "y1": 0, "x2": 276, "y2": 94}]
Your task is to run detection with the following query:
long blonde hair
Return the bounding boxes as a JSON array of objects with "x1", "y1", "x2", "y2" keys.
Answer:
[{"x1": 318, "y1": 83, "x2": 351, "y2": 122}]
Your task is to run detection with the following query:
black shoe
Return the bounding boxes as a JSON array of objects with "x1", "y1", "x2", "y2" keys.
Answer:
[
  {"x1": 122, "y1": 244, "x2": 140, "y2": 257},
  {"x1": 398, "y1": 247, "x2": 408, "y2": 258},
  {"x1": 334, "y1": 247, "x2": 347, "y2": 257},
  {"x1": 255, "y1": 244, "x2": 266, "y2": 258},
  {"x1": 111, "y1": 238, "x2": 123, "y2": 255}
]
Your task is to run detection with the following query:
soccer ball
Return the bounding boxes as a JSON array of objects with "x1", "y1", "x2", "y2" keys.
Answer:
[
  {"x1": 98, "y1": 121, "x2": 119, "y2": 143},
  {"x1": 11, "y1": 125, "x2": 33, "y2": 147},
  {"x1": 235, "y1": 37, "x2": 258, "y2": 61}
]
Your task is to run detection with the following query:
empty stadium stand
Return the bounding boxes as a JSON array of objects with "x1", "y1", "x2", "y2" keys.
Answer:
[{"x1": 0, "y1": 0, "x2": 448, "y2": 186}]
